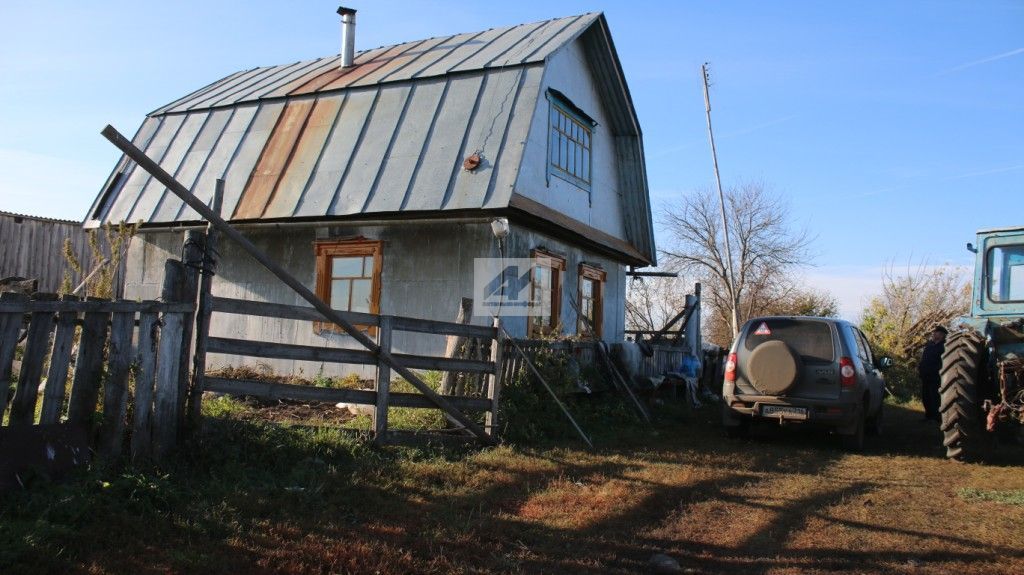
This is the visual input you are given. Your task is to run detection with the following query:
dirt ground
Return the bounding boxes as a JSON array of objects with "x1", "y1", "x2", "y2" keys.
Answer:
[{"x1": 2, "y1": 399, "x2": 1023, "y2": 574}]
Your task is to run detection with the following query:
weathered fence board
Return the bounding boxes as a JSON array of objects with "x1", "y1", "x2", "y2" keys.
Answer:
[
  {"x1": 0, "y1": 293, "x2": 27, "y2": 422},
  {"x1": 203, "y1": 377, "x2": 492, "y2": 412},
  {"x1": 206, "y1": 337, "x2": 495, "y2": 374},
  {"x1": 8, "y1": 299, "x2": 57, "y2": 425},
  {"x1": 67, "y1": 304, "x2": 111, "y2": 424},
  {"x1": 98, "y1": 312, "x2": 135, "y2": 458},
  {"x1": 153, "y1": 262, "x2": 188, "y2": 459},
  {"x1": 130, "y1": 312, "x2": 159, "y2": 461},
  {"x1": 40, "y1": 295, "x2": 79, "y2": 424},
  {"x1": 209, "y1": 296, "x2": 497, "y2": 339},
  {"x1": 0, "y1": 300, "x2": 192, "y2": 314}
]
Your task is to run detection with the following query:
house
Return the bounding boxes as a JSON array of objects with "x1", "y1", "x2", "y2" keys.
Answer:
[{"x1": 85, "y1": 11, "x2": 656, "y2": 375}]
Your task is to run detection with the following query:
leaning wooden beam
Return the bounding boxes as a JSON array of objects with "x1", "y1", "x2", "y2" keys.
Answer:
[
  {"x1": 102, "y1": 125, "x2": 494, "y2": 445},
  {"x1": 502, "y1": 327, "x2": 594, "y2": 450}
]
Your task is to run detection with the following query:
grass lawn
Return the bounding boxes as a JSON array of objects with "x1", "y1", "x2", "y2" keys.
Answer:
[{"x1": 1, "y1": 398, "x2": 1022, "y2": 574}]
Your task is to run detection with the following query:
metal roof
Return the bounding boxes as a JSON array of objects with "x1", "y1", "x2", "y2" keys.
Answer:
[{"x1": 86, "y1": 12, "x2": 656, "y2": 264}]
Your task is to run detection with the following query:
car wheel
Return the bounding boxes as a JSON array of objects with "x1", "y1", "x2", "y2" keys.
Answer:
[
  {"x1": 866, "y1": 401, "x2": 883, "y2": 437},
  {"x1": 840, "y1": 407, "x2": 865, "y2": 451}
]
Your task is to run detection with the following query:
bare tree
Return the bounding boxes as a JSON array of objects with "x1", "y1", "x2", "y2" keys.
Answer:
[
  {"x1": 660, "y1": 183, "x2": 814, "y2": 346},
  {"x1": 859, "y1": 263, "x2": 971, "y2": 399},
  {"x1": 625, "y1": 274, "x2": 693, "y2": 333}
]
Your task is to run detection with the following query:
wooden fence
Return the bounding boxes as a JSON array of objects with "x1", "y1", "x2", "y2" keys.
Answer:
[
  {"x1": 0, "y1": 261, "x2": 194, "y2": 474},
  {"x1": 195, "y1": 296, "x2": 505, "y2": 445},
  {"x1": 501, "y1": 339, "x2": 686, "y2": 386}
]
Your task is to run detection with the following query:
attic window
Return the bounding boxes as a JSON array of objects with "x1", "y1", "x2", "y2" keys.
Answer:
[{"x1": 546, "y1": 89, "x2": 595, "y2": 192}]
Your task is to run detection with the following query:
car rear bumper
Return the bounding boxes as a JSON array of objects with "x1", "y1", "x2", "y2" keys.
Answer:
[{"x1": 723, "y1": 393, "x2": 858, "y2": 426}]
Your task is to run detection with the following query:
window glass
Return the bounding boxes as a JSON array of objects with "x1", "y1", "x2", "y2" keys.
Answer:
[
  {"x1": 350, "y1": 279, "x2": 372, "y2": 313},
  {"x1": 988, "y1": 244, "x2": 1024, "y2": 302},
  {"x1": 548, "y1": 96, "x2": 592, "y2": 189},
  {"x1": 744, "y1": 319, "x2": 834, "y2": 363},
  {"x1": 332, "y1": 257, "x2": 362, "y2": 277}
]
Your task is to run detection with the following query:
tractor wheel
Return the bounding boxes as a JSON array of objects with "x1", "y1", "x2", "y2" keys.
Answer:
[{"x1": 939, "y1": 329, "x2": 991, "y2": 462}]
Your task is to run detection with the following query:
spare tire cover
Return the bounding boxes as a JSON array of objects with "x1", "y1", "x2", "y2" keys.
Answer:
[{"x1": 746, "y1": 340, "x2": 801, "y2": 395}]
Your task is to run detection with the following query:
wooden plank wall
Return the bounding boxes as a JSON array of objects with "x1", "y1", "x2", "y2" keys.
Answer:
[{"x1": 0, "y1": 212, "x2": 90, "y2": 293}]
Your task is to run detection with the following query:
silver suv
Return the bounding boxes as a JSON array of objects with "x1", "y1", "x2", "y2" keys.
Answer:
[{"x1": 721, "y1": 316, "x2": 891, "y2": 450}]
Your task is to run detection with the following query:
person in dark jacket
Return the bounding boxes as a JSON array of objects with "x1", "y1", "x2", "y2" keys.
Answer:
[{"x1": 919, "y1": 325, "x2": 948, "y2": 422}]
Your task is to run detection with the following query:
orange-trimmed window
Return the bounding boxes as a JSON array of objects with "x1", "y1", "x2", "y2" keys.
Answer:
[
  {"x1": 314, "y1": 239, "x2": 382, "y2": 334},
  {"x1": 528, "y1": 250, "x2": 565, "y2": 338},
  {"x1": 578, "y1": 264, "x2": 605, "y2": 338}
]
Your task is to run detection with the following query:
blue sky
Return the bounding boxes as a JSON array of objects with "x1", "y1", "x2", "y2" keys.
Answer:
[{"x1": 1, "y1": 1, "x2": 1021, "y2": 319}]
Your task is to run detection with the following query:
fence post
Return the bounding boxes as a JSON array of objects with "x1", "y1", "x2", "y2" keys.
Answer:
[
  {"x1": 188, "y1": 179, "x2": 223, "y2": 427},
  {"x1": 177, "y1": 230, "x2": 204, "y2": 428},
  {"x1": 441, "y1": 297, "x2": 473, "y2": 395},
  {"x1": 9, "y1": 293, "x2": 58, "y2": 425},
  {"x1": 153, "y1": 260, "x2": 187, "y2": 459},
  {"x1": 486, "y1": 317, "x2": 505, "y2": 440},
  {"x1": 67, "y1": 298, "x2": 112, "y2": 425},
  {"x1": 373, "y1": 315, "x2": 393, "y2": 445},
  {"x1": 40, "y1": 294, "x2": 79, "y2": 424}
]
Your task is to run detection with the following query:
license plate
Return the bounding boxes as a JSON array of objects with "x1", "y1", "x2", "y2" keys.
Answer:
[{"x1": 761, "y1": 405, "x2": 808, "y2": 420}]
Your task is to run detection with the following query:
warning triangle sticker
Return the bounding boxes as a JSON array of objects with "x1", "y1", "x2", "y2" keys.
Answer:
[{"x1": 754, "y1": 322, "x2": 771, "y2": 336}]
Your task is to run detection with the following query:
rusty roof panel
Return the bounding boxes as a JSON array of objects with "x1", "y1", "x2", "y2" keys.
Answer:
[
  {"x1": 233, "y1": 99, "x2": 314, "y2": 219},
  {"x1": 235, "y1": 57, "x2": 332, "y2": 102},
  {"x1": 219, "y1": 101, "x2": 285, "y2": 219},
  {"x1": 317, "y1": 40, "x2": 426, "y2": 93},
  {"x1": 351, "y1": 36, "x2": 451, "y2": 87},
  {"x1": 177, "y1": 104, "x2": 260, "y2": 221},
  {"x1": 263, "y1": 97, "x2": 344, "y2": 219},
  {"x1": 201, "y1": 60, "x2": 312, "y2": 110},
  {"x1": 291, "y1": 90, "x2": 376, "y2": 217},
  {"x1": 284, "y1": 47, "x2": 390, "y2": 96}
]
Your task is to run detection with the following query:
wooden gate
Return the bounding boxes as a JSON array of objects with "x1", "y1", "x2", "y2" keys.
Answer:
[
  {"x1": 192, "y1": 297, "x2": 504, "y2": 444},
  {"x1": 0, "y1": 260, "x2": 195, "y2": 485}
]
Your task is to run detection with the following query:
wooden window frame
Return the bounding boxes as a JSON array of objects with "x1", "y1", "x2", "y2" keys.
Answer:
[
  {"x1": 546, "y1": 90, "x2": 595, "y2": 192},
  {"x1": 577, "y1": 263, "x2": 606, "y2": 339},
  {"x1": 528, "y1": 249, "x2": 566, "y2": 338},
  {"x1": 313, "y1": 239, "x2": 383, "y2": 336}
]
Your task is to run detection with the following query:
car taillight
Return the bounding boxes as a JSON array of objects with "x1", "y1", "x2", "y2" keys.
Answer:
[
  {"x1": 840, "y1": 356, "x2": 855, "y2": 387},
  {"x1": 725, "y1": 352, "x2": 738, "y2": 383}
]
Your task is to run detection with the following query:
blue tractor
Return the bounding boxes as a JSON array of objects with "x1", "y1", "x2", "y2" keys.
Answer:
[{"x1": 940, "y1": 226, "x2": 1024, "y2": 461}]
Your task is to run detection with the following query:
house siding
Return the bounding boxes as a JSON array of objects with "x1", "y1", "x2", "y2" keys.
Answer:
[
  {"x1": 513, "y1": 37, "x2": 627, "y2": 241},
  {"x1": 124, "y1": 221, "x2": 624, "y2": 377}
]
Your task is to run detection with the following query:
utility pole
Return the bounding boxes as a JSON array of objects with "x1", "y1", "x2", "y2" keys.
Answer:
[{"x1": 701, "y1": 63, "x2": 740, "y2": 338}]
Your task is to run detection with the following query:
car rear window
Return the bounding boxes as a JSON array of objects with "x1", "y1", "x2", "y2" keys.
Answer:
[{"x1": 743, "y1": 319, "x2": 835, "y2": 363}]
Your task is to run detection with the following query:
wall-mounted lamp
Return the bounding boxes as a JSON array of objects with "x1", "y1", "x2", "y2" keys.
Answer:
[{"x1": 490, "y1": 217, "x2": 510, "y2": 240}]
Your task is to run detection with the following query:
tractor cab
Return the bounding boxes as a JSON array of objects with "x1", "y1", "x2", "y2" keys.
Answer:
[{"x1": 971, "y1": 226, "x2": 1024, "y2": 319}]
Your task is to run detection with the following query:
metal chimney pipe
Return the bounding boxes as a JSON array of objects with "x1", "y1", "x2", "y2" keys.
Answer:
[{"x1": 338, "y1": 6, "x2": 357, "y2": 68}]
